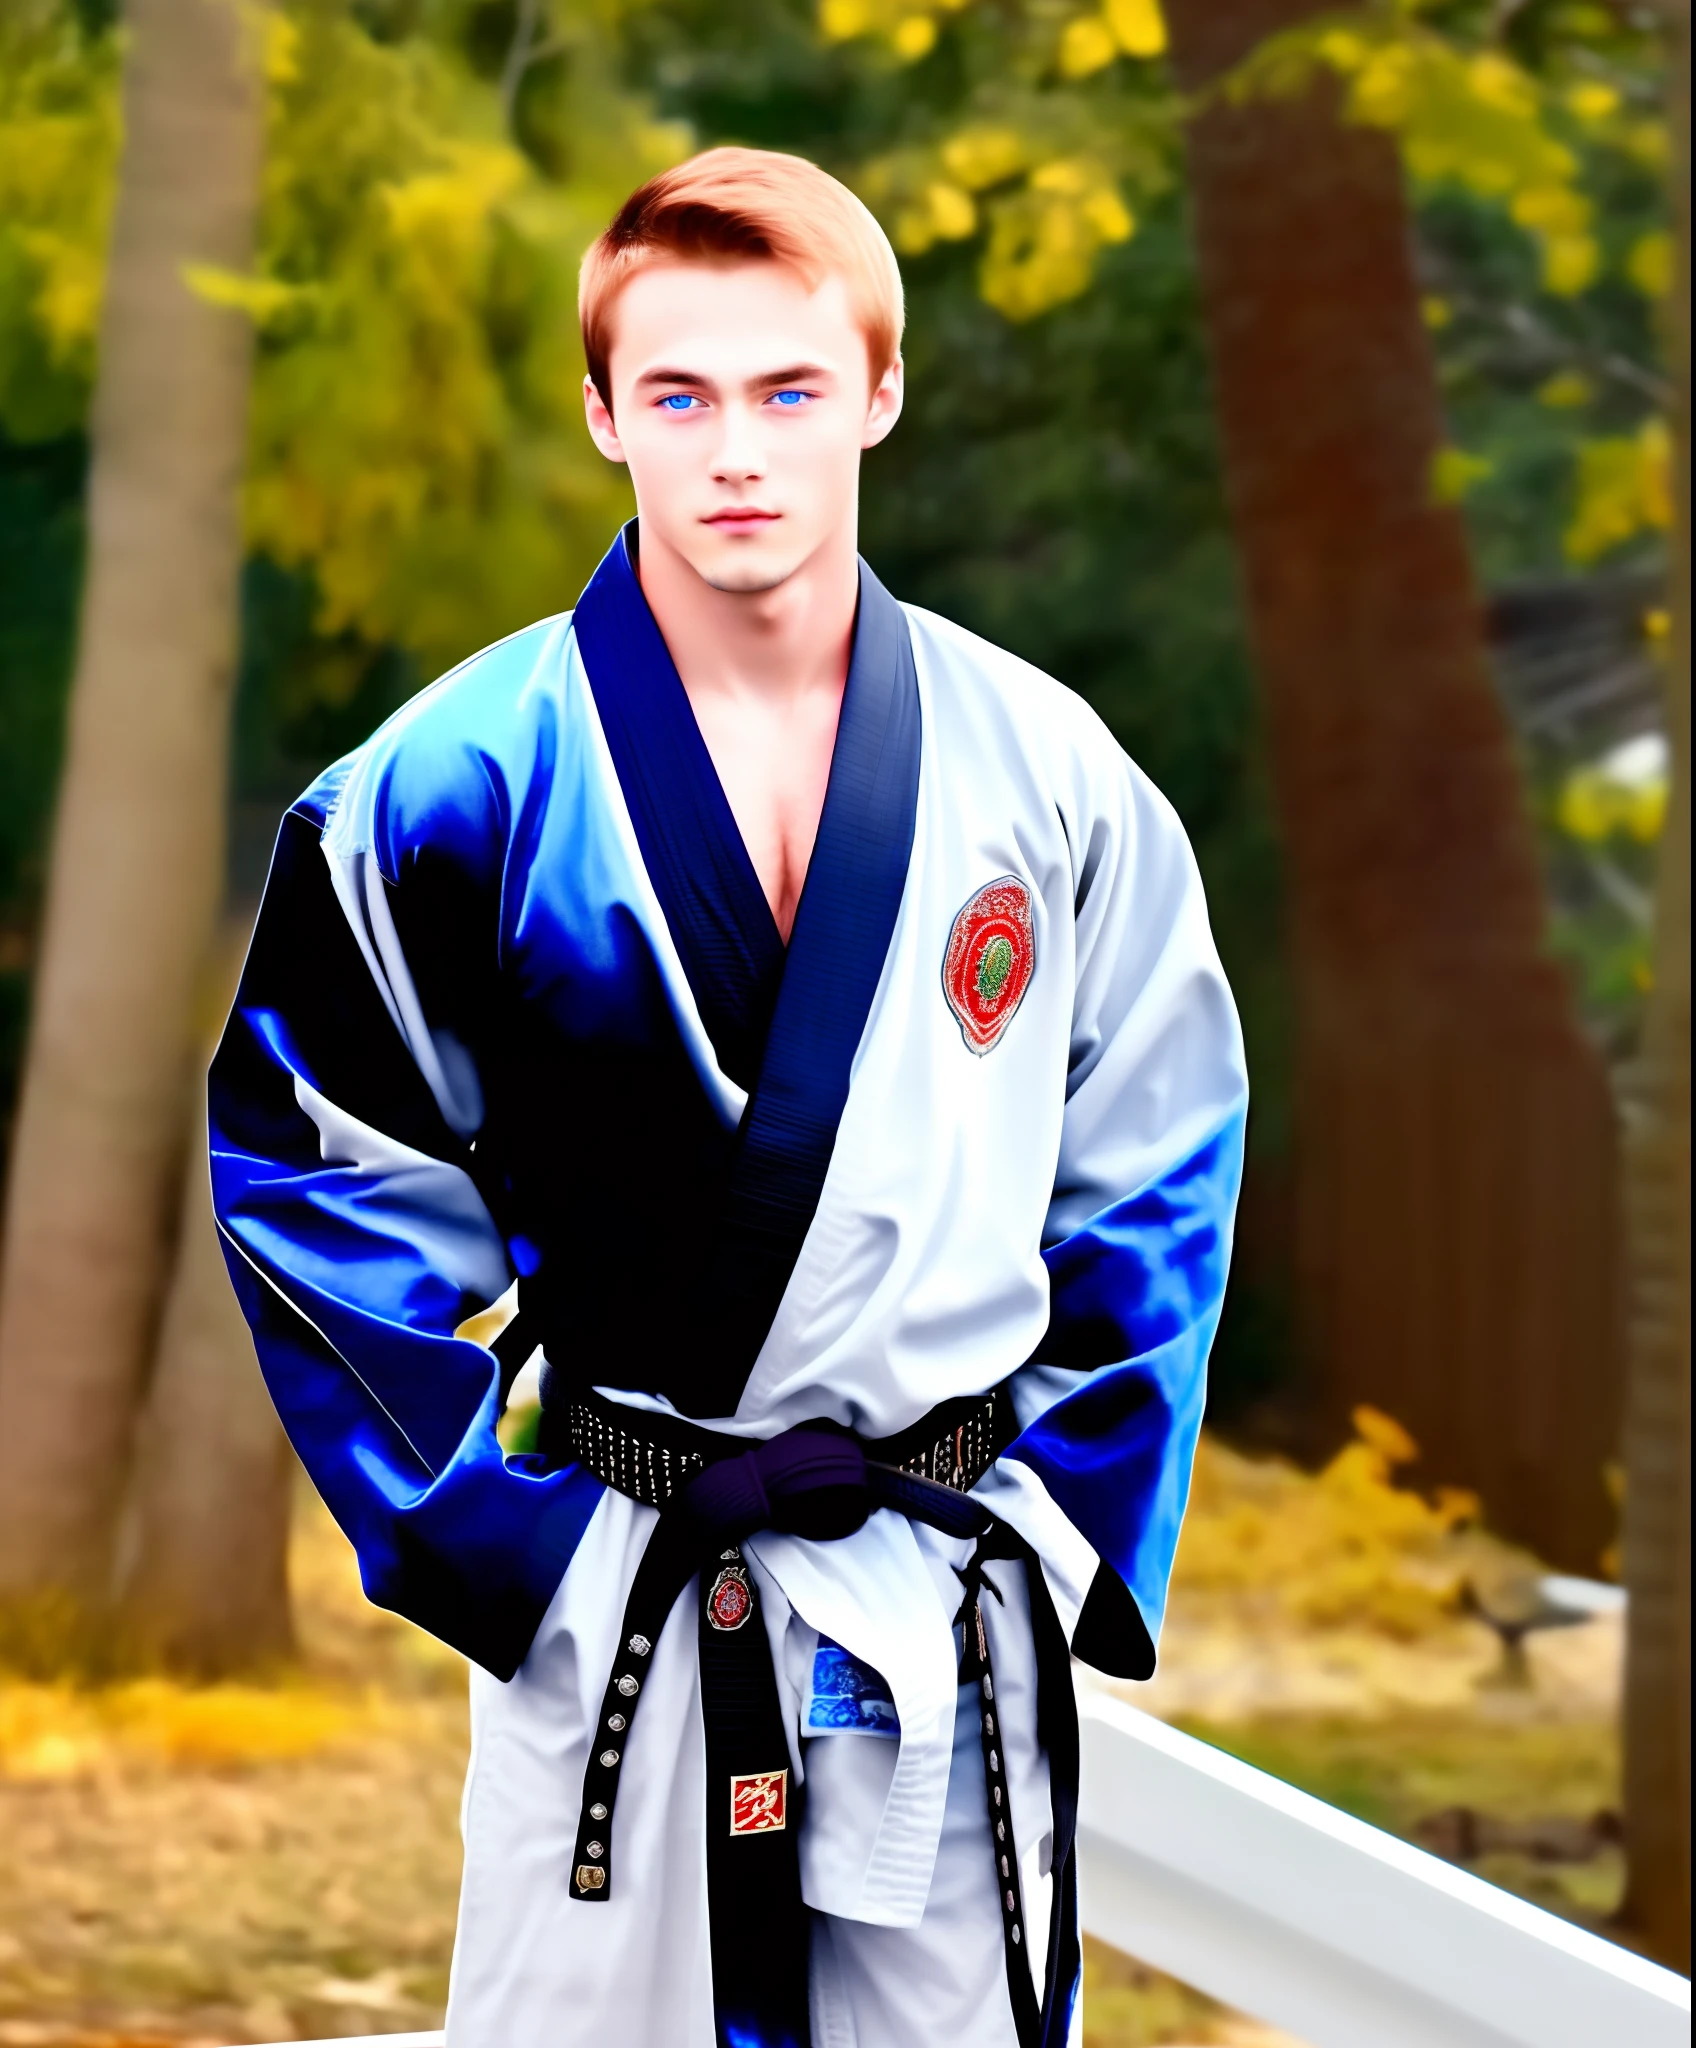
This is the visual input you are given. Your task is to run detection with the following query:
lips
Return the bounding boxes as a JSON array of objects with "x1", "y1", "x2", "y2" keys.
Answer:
[{"x1": 704, "y1": 509, "x2": 780, "y2": 529}]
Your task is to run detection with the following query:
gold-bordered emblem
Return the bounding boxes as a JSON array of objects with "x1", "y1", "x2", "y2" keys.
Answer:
[{"x1": 729, "y1": 1768, "x2": 788, "y2": 1835}]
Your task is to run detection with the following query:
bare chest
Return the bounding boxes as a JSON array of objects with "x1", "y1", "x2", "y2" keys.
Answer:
[{"x1": 686, "y1": 685, "x2": 843, "y2": 943}]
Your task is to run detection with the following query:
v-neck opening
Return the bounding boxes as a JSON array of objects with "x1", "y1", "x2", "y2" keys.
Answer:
[
  {"x1": 571, "y1": 524, "x2": 835, "y2": 1090},
  {"x1": 623, "y1": 523, "x2": 790, "y2": 965},
  {"x1": 570, "y1": 520, "x2": 924, "y2": 1413}
]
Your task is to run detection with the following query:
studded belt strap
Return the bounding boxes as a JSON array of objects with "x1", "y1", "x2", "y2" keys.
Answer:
[{"x1": 552, "y1": 1384, "x2": 1013, "y2": 1509}]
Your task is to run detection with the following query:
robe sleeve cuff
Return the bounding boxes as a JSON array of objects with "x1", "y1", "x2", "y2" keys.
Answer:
[{"x1": 1070, "y1": 1560, "x2": 1156, "y2": 1680}]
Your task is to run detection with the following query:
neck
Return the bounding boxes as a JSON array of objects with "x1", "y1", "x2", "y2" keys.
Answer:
[{"x1": 633, "y1": 517, "x2": 860, "y2": 708}]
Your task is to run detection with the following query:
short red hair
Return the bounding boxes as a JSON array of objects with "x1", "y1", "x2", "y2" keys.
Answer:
[{"x1": 579, "y1": 147, "x2": 904, "y2": 403}]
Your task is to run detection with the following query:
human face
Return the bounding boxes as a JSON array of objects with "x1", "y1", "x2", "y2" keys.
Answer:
[{"x1": 583, "y1": 259, "x2": 902, "y2": 596}]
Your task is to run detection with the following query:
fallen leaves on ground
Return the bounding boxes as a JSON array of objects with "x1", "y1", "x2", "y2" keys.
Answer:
[{"x1": 0, "y1": 1419, "x2": 1624, "y2": 2045}]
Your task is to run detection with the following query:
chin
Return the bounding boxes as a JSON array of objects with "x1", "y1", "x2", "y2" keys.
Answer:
[{"x1": 697, "y1": 550, "x2": 803, "y2": 596}]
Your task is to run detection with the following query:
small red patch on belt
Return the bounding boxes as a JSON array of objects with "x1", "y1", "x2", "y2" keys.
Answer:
[
  {"x1": 730, "y1": 1768, "x2": 788, "y2": 1835},
  {"x1": 707, "y1": 1564, "x2": 753, "y2": 1632}
]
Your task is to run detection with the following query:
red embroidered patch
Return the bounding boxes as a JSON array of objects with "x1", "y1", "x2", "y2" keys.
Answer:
[
  {"x1": 942, "y1": 877, "x2": 1036, "y2": 1054},
  {"x1": 729, "y1": 1768, "x2": 788, "y2": 1836},
  {"x1": 707, "y1": 1564, "x2": 753, "y2": 1633}
]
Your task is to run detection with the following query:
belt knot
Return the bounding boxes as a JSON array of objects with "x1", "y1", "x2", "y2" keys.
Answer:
[{"x1": 674, "y1": 1420, "x2": 870, "y2": 1549}]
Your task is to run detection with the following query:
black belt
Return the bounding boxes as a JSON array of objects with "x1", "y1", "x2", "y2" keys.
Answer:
[
  {"x1": 545, "y1": 1385, "x2": 1013, "y2": 1903},
  {"x1": 540, "y1": 1385, "x2": 1072, "y2": 2048},
  {"x1": 551, "y1": 1383, "x2": 1013, "y2": 1509}
]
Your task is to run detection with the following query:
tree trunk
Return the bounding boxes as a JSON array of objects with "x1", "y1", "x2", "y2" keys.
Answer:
[
  {"x1": 0, "y1": 0, "x2": 266, "y2": 1649},
  {"x1": 114, "y1": 920, "x2": 296, "y2": 1678},
  {"x1": 1164, "y1": 0, "x2": 1624, "y2": 1571},
  {"x1": 1619, "y1": 0, "x2": 1691, "y2": 1973},
  {"x1": 115, "y1": 1084, "x2": 296, "y2": 1677}
]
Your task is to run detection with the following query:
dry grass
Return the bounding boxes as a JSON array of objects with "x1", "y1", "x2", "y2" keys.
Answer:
[
  {"x1": 0, "y1": 1494, "x2": 464, "y2": 2046},
  {"x1": 0, "y1": 1420, "x2": 1623, "y2": 2046},
  {"x1": 1125, "y1": 1419, "x2": 1622, "y2": 1731},
  {"x1": 1082, "y1": 1942, "x2": 1314, "y2": 2048},
  {"x1": 1116, "y1": 1417, "x2": 1626, "y2": 1945},
  {"x1": 1176, "y1": 1408, "x2": 1489, "y2": 1639}
]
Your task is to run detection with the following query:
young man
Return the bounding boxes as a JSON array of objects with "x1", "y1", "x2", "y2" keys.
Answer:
[{"x1": 210, "y1": 149, "x2": 1246, "y2": 2048}]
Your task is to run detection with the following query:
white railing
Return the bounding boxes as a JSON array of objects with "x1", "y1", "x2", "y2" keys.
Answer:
[
  {"x1": 248, "y1": 1683, "x2": 1691, "y2": 2048},
  {"x1": 1074, "y1": 1682, "x2": 1687, "y2": 2048}
]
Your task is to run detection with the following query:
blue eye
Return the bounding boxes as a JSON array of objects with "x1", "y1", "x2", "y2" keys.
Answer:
[
  {"x1": 660, "y1": 393, "x2": 700, "y2": 411},
  {"x1": 770, "y1": 390, "x2": 810, "y2": 407}
]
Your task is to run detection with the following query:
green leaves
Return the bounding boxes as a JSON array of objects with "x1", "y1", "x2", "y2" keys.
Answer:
[
  {"x1": 0, "y1": 0, "x2": 684, "y2": 675},
  {"x1": 1565, "y1": 420, "x2": 1673, "y2": 565},
  {"x1": 237, "y1": 10, "x2": 677, "y2": 670},
  {"x1": 1229, "y1": 17, "x2": 1612, "y2": 296},
  {"x1": 0, "y1": 5, "x2": 120, "y2": 441},
  {"x1": 824, "y1": 0, "x2": 1173, "y2": 321},
  {"x1": 824, "y1": 0, "x2": 1675, "y2": 589}
]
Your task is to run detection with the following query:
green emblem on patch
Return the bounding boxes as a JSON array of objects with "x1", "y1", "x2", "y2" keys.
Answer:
[
  {"x1": 944, "y1": 876, "x2": 1035, "y2": 1053},
  {"x1": 975, "y1": 934, "x2": 1015, "y2": 1005}
]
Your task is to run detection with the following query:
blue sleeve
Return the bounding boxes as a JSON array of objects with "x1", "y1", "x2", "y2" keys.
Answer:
[
  {"x1": 1003, "y1": 743, "x2": 1247, "y2": 1670},
  {"x1": 210, "y1": 791, "x2": 603, "y2": 1680}
]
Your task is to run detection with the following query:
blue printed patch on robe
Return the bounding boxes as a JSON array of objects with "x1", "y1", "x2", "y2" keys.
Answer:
[{"x1": 804, "y1": 1637, "x2": 900, "y2": 1738}]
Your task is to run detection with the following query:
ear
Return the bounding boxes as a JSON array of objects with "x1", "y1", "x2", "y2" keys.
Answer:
[
  {"x1": 583, "y1": 375, "x2": 626, "y2": 464},
  {"x1": 861, "y1": 356, "x2": 904, "y2": 451}
]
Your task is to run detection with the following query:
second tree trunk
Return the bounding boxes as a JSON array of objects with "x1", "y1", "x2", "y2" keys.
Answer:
[{"x1": 1164, "y1": 0, "x2": 1624, "y2": 1569}]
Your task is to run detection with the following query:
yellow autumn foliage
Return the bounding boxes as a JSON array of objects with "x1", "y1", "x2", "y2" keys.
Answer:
[
  {"x1": 0, "y1": 3, "x2": 684, "y2": 674},
  {"x1": 818, "y1": 0, "x2": 972, "y2": 61},
  {"x1": 1557, "y1": 761, "x2": 1668, "y2": 844},
  {"x1": 859, "y1": 119, "x2": 1145, "y2": 316},
  {"x1": 1429, "y1": 445, "x2": 1495, "y2": 505},
  {"x1": 0, "y1": 2, "x2": 121, "y2": 438},
  {"x1": 821, "y1": 0, "x2": 1168, "y2": 74},
  {"x1": 1232, "y1": 21, "x2": 1604, "y2": 296},
  {"x1": 1626, "y1": 228, "x2": 1674, "y2": 300},
  {"x1": 235, "y1": 14, "x2": 684, "y2": 668},
  {"x1": 825, "y1": 0, "x2": 1169, "y2": 317},
  {"x1": 0, "y1": 1675, "x2": 390, "y2": 1780},
  {"x1": 941, "y1": 125, "x2": 1030, "y2": 192},
  {"x1": 1564, "y1": 417, "x2": 1674, "y2": 564},
  {"x1": 1173, "y1": 1407, "x2": 1483, "y2": 1640},
  {"x1": 980, "y1": 157, "x2": 1136, "y2": 319},
  {"x1": 1059, "y1": 15, "x2": 1118, "y2": 80},
  {"x1": 1105, "y1": 0, "x2": 1166, "y2": 60},
  {"x1": 828, "y1": 0, "x2": 1661, "y2": 380},
  {"x1": 885, "y1": 177, "x2": 979, "y2": 256},
  {"x1": 1536, "y1": 369, "x2": 1594, "y2": 410},
  {"x1": 1045, "y1": 0, "x2": 1171, "y2": 73}
]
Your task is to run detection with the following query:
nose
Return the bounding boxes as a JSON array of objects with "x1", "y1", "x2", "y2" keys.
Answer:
[{"x1": 711, "y1": 400, "x2": 767, "y2": 486}]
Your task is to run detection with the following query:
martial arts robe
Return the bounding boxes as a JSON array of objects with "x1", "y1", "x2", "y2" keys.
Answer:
[{"x1": 210, "y1": 526, "x2": 1247, "y2": 2047}]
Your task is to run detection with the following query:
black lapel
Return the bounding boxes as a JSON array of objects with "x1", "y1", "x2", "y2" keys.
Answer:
[
  {"x1": 572, "y1": 525, "x2": 785, "y2": 1091},
  {"x1": 571, "y1": 524, "x2": 922, "y2": 1417}
]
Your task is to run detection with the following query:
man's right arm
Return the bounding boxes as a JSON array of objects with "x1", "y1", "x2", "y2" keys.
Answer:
[{"x1": 211, "y1": 788, "x2": 603, "y2": 1680}]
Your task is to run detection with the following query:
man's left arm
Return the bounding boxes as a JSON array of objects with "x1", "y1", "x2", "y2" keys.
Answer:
[{"x1": 983, "y1": 741, "x2": 1248, "y2": 1678}]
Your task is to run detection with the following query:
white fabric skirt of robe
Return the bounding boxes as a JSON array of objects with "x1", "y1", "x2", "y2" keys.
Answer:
[{"x1": 444, "y1": 1485, "x2": 1073, "y2": 2046}]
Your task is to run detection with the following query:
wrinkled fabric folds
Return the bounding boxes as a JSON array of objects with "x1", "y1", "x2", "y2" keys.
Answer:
[{"x1": 209, "y1": 563, "x2": 1247, "y2": 2043}]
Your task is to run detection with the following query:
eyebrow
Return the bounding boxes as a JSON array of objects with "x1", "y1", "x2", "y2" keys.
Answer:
[
  {"x1": 633, "y1": 367, "x2": 713, "y2": 390},
  {"x1": 752, "y1": 363, "x2": 833, "y2": 388},
  {"x1": 631, "y1": 362, "x2": 836, "y2": 392}
]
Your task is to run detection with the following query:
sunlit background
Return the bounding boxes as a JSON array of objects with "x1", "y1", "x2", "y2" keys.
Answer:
[{"x1": 0, "y1": 0, "x2": 1687, "y2": 2041}]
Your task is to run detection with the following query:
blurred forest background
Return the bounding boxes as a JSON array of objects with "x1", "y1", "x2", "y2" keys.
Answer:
[{"x1": 0, "y1": 0, "x2": 1687, "y2": 2038}]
